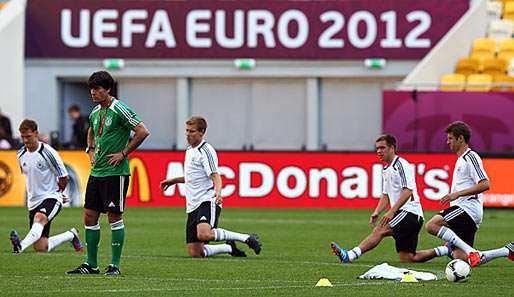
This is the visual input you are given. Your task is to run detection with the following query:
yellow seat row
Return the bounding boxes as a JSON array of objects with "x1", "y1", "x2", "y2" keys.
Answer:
[
  {"x1": 470, "y1": 38, "x2": 514, "y2": 63},
  {"x1": 440, "y1": 73, "x2": 514, "y2": 91},
  {"x1": 455, "y1": 57, "x2": 508, "y2": 77}
]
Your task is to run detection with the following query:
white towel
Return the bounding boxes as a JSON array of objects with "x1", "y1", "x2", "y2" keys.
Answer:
[{"x1": 358, "y1": 263, "x2": 438, "y2": 281}]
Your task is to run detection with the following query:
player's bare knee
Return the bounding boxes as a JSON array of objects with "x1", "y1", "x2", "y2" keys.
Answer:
[
  {"x1": 197, "y1": 231, "x2": 211, "y2": 242},
  {"x1": 33, "y1": 213, "x2": 48, "y2": 225},
  {"x1": 107, "y1": 212, "x2": 122, "y2": 224},
  {"x1": 84, "y1": 209, "x2": 99, "y2": 226},
  {"x1": 425, "y1": 221, "x2": 440, "y2": 235}
]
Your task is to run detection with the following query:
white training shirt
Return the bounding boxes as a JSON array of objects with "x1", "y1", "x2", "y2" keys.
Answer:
[
  {"x1": 382, "y1": 156, "x2": 424, "y2": 218},
  {"x1": 450, "y1": 148, "x2": 488, "y2": 227},
  {"x1": 16, "y1": 142, "x2": 68, "y2": 210},
  {"x1": 184, "y1": 140, "x2": 219, "y2": 213}
]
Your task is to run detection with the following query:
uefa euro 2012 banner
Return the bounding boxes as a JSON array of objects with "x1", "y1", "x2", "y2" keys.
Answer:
[
  {"x1": 25, "y1": 0, "x2": 468, "y2": 59},
  {"x1": 0, "y1": 151, "x2": 513, "y2": 209}
]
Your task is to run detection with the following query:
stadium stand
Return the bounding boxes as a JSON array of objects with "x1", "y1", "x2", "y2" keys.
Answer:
[{"x1": 437, "y1": 2, "x2": 514, "y2": 91}]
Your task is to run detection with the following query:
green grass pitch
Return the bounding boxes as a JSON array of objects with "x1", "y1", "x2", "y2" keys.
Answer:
[{"x1": 0, "y1": 207, "x2": 513, "y2": 296}]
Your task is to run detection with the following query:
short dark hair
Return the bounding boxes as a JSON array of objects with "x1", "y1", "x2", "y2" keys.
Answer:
[
  {"x1": 19, "y1": 119, "x2": 38, "y2": 132},
  {"x1": 68, "y1": 104, "x2": 80, "y2": 113},
  {"x1": 375, "y1": 134, "x2": 397, "y2": 150},
  {"x1": 186, "y1": 116, "x2": 207, "y2": 133},
  {"x1": 445, "y1": 121, "x2": 471, "y2": 143},
  {"x1": 88, "y1": 71, "x2": 114, "y2": 92}
]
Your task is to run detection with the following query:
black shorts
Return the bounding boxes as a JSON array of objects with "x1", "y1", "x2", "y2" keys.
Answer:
[
  {"x1": 439, "y1": 206, "x2": 477, "y2": 246},
  {"x1": 85, "y1": 175, "x2": 129, "y2": 214},
  {"x1": 29, "y1": 198, "x2": 62, "y2": 238},
  {"x1": 389, "y1": 210, "x2": 423, "y2": 253},
  {"x1": 186, "y1": 201, "x2": 221, "y2": 243}
]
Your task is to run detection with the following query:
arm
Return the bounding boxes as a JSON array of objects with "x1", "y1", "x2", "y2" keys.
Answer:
[
  {"x1": 380, "y1": 188, "x2": 413, "y2": 227},
  {"x1": 108, "y1": 122, "x2": 150, "y2": 166},
  {"x1": 440, "y1": 179, "x2": 490, "y2": 204},
  {"x1": 57, "y1": 176, "x2": 69, "y2": 192},
  {"x1": 160, "y1": 176, "x2": 185, "y2": 191},
  {"x1": 370, "y1": 194, "x2": 389, "y2": 227},
  {"x1": 87, "y1": 127, "x2": 95, "y2": 165},
  {"x1": 210, "y1": 172, "x2": 222, "y2": 204}
]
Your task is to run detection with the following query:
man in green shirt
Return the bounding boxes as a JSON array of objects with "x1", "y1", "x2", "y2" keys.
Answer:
[{"x1": 67, "y1": 71, "x2": 150, "y2": 275}]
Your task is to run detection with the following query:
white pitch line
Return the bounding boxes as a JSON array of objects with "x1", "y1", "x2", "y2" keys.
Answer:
[{"x1": 16, "y1": 281, "x2": 389, "y2": 294}]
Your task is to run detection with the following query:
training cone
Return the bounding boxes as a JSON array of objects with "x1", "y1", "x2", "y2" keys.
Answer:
[
  {"x1": 315, "y1": 278, "x2": 333, "y2": 287},
  {"x1": 400, "y1": 273, "x2": 418, "y2": 283}
]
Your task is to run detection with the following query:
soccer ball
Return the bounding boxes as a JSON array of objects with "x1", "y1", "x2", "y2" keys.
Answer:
[{"x1": 445, "y1": 259, "x2": 471, "y2": 282}]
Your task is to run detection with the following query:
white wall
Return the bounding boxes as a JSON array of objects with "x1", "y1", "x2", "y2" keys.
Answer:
[
  {"x1": 25, "y1": 59, "x2": 417, "y2": 150},
  {"x1": 0, "y1": 0, "x2": 26, "y2": 131}
]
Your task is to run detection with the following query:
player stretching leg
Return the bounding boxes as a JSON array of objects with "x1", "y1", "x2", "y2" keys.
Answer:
[
  {"x1": 10, "y1": 119, "x2": 83, "y2": 254},
  {"x1": 160, "y1": 116, "x2": 261, "y2": 258}
]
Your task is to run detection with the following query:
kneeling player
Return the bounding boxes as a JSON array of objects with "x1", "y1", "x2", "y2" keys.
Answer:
[
  {"x1": 10, "y1": 119, "x2": 83, "y2": 253},
  {"x1": 160, "y1": 116, "x2": 261, "y2": 258}
]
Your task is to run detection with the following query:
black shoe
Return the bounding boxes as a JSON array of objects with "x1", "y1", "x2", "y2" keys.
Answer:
[
  {"x1": 227, "y1": 240, "x2": 247, "y2": 257},
  {"x1": 245, "y1": 234, "x2": 261, "y2": 255},
  {"x1": 66, "y1": 263, "x2": 100, "y2": 274},
  {"x1": 9, "y1": 230, "x2": 21, "y2": 253},
  {"x1": 104, "y1": 264, "x2": 121, "y2": 276}
]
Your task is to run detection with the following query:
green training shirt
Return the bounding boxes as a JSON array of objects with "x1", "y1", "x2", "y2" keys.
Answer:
[{"x1": 89, "y1": 98, "x2": 141, "y2": 177}]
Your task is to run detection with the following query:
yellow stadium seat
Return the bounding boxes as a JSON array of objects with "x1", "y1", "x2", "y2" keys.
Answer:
[
  {"x1": 504, "y1": 2, "x2": 514, "y2": 22},
  {"x1": 455, "y1": 58, "x2": 480, "y2": 77},
  {"x1": 470, "y1": 51, "x2": 496, "y2": 65},
  {"x1": 492, "y1": 75, "x2": 514, "y2": 91},
  {"x1": 472, "y1": 38, "x2": 497, "y2": 54},
  {"x1": 499, "y1": 38, "x2": 514, "y2": 51},
  {"x1": 471, "y1": 38, "x2": 497, "y2": 65},
  {"x1": 482, "y1": 57, "x2": 508, "y2": 78},
  {"x1": 440, "y1": 74, "x2": 466, "y2": 91},
  {"x1": 466, "y1": 74, "x2": 493, "y2": 91}
]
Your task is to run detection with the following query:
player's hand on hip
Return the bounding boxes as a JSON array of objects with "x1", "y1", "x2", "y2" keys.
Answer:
[
  {"x1": 107, "y1": 152, "x2": 124, "y2": 167},
  {"x1": 88, "y1": 151, "x2": 96, "y2": 165},
  {"x1": 379, "y1": 211, "x2": 393, "y2": 227},
  {"x1": 215, "y1": 192, "x2": 222, "y2": 205},
  {"x1": 440, "y1": 193, "x2": 456, "y2": 205}
]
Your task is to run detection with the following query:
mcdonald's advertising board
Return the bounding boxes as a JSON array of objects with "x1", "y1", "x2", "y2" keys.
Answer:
[{"x1": 0, "y1": 151, "x2": 512, "y2": 209}]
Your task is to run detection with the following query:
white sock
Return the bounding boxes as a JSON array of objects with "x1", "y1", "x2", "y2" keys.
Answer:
[
  {"x1": 20, "y1": 222, "x2": 44, "y2": 252},
  {"x1": 434, "y1": 246, "x2": 449, "y2": 257},
  {"x1": 481, "y1": 247, "x2": 509, "y2": 264},
  {"x1": 213, "y1": 228, "x2": 250, "y2": 242},
  {"x1": 203, "y1": 244, "x2": 232, "y2": 257},
  {"x1": 437, "y1": 226, "x2": 475, "y2": 254},
  {"x1": 47, "y1": 230, "x2": 74, "y2": 252},
  {"x1": 348, "y1": 247, "x2": 362, "y2": 261}
]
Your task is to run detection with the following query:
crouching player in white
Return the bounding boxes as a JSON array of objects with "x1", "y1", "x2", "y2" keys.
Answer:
[
  {"x1": 10, "y1": 119, "x2": 83, "y2": 253},
  {"x1": 160, "y1": 116, "x2": 261, "y2": 258},
  {"x1": 331, "y1": 134, "x2": 438, "y2": 263}
]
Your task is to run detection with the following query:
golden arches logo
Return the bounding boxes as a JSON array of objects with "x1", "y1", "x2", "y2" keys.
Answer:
[
  {"x1": 0, "y1": 161, "x2": 13, "y2": 198},
  {"x1": 127, "y1": 157, "x2": 150, "y2": 202}
]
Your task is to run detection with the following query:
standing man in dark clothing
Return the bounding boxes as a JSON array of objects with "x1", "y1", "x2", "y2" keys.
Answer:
[{"x1": 68, "y1": 104, "x2": 89, "y2": 149}]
